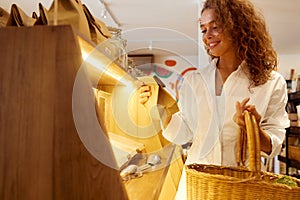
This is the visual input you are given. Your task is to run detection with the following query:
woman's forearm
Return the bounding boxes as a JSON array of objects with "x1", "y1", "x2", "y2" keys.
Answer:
[{"x1": 259, "y1": 128, "x2": 272, "y2": 155}]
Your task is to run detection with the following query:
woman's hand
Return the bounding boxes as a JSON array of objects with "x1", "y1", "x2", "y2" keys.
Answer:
[
  {"x1": 233, "y1": 97, "x2": 261, "y2": 131},
  {"x1": 233, "y1": 97, "x2": 271, "y2": 155},
  {"x1": 139, "y1": 85, "x2": 152, "y2": 104}
]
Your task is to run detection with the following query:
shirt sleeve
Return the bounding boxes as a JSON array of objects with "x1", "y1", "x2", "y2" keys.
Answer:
[
  {"x1": 261, "y1": 74, "x2": 290, "y2": 158},
  {"x1": 162, "y1": 73, "x2": 200, "y2": 145},
  {"x1": 162, "y1": 112, "x2": 193, "y2": 145}
]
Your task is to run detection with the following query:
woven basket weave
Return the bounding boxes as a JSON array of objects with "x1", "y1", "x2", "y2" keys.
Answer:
[{"x1": 186, "y1": 111, "x2": 300, "y2": 200}]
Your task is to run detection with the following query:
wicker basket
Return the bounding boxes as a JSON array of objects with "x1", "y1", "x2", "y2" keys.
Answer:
[{"x1": 186, "y1": 111, "x2": 300, "y2": 200}]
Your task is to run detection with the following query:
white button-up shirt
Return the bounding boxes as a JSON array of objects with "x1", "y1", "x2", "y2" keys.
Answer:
[{"x1": 163, "y1": 59, "x2": 290, "y2": 166}]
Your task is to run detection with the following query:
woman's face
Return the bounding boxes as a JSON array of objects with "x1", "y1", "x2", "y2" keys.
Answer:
[{"x1": 200, "y1": 9, "x2": 235, "y2": 58}]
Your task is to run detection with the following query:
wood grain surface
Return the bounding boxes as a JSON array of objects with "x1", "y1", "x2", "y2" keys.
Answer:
[{"x1": 0, "y1": 25, "x2": 127, "y2": 200}]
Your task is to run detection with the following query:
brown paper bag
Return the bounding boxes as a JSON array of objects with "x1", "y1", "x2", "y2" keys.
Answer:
[
  {"x1": 82, "y1": 4, "x2": 111, "y2": 45},
  {"x1": 32, "y1": 12, "x2": 38, "y2": 19},
  {"x1": 6, "y1": 4, "x2": 36, "y2": 27},
  {"x1": 128, "y1": 76, "x2": 179, "y2": 136},
  {"x1": 34, "y1": 3, "x2": 49, "y2": 25},
  {"x1": 47, "y1": 0, "x2": 91, "y2": 40},
  {"x1": 0, "y1": 7, "x2": 9, "y2": 27},
  {"x1": 157, "y1": 85, "x2": 179, "y2": 127},
  {"x1": 129, "y1": 76, "x2": 160, "y2": 128}
]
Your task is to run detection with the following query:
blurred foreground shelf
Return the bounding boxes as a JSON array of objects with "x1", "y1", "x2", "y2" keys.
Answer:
[
  {"x1": 0, "y1": 25, "x2": 127, "y2": 200},
  {"x1": 0, "y1": 25, "x2": 183, "y2": 200}
]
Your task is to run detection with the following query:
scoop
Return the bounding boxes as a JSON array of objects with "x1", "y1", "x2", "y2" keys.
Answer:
[
  {"x1": 120, "y1": 164, "x2": 138, "y2": 179},
  {"x1": 138, "y1": 154, "x2": 161, "y2": 172}
]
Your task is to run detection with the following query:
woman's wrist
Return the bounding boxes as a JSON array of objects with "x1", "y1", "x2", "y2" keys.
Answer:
[{"x1": 259, "y1": 128, "x2": 272, "y2": 155}]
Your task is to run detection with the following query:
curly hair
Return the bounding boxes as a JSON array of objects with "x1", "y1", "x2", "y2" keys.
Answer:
[{"x1": 201, "y1": 0, "x2": 277, "y2": 87}]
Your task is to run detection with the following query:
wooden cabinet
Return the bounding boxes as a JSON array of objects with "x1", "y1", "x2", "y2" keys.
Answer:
[
  {"x1": 0, "y1": 25, "x2": 183, "y2": 200},
  {"x1": 278, "y1": 127, "x2": 300, "y2": 177},
  {"x1": 0, "y1": 25, "x2": 129, "y2": 200}
]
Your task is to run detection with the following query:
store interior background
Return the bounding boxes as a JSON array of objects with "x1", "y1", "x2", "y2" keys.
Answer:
[
  {"x1": 1, "y1": 0, "x2": 300, "y2": 174},
  {"x1": 1, "y1": 0, "x2": 300, "y2": 79}
]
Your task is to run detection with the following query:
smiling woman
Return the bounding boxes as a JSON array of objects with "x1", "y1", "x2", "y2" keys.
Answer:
[{"x1": 139, "y1": 0, "x2": 290, "y2": 199}]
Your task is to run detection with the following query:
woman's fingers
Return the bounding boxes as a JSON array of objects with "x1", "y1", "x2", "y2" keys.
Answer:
[
  {"x1": 235, "y1": 97, "x2": 250, "y2": 114},
  {"x1": 247, "y1": 105, "x2": 261, "y2": 123},
  {"x1": 235, "y1": 101, "x2": 242, "y2": 115},
  {"x1": 233, "y1": 97, "x2": 262, "y2": 130},
  {"x1": 139, "y1": 85, "x2": 151, "y2": 104},
  {"x1": 234, "y1": 101, "x2": 245, "y2": 127},
  {"x1": 139, "y1": 96, "x2": 149, "y2": 104},
  {"x1": 240, "y1": 97, "x2": 250, "y2": 108},
  {"x1": 233, "y1": 97, "x2": 250, "y2": 130},
  {"x1": 139, "y1": 91, "x2": 151, "y2": 98},
  {"x1": 139, "y1": 85, "x2": 151, "y2": 93}
]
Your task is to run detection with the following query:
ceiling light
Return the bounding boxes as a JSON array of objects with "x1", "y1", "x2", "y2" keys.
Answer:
[
  {"x1": 101, "y1": 9, "x2": 107, "y2": 18},
  {"x1": 149, "y1": 41, "x2": 153, "y2": 51},
  {"x1": 99, "y1": 0, "x2": 120, "y2": 27},
  {"x1": 100, "y1": 2, "x2": 107, "y2": 18}
]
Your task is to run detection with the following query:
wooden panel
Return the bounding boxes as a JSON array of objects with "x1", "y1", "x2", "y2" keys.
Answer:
[
  {"x1": 124, "y1": 145, "x2": 183, "y2": 200},
  {"x1": 0, "y1": 25, "x2": 127, "y2": 200}
]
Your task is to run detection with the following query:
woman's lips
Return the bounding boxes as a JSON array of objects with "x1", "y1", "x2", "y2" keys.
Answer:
[{"x1": 207, "y1": 41, "x2": 220, "y2": 49}]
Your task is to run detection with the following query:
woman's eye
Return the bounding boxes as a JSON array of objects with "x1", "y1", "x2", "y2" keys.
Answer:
[{"x1": 201, "y1": 29, "x2": 207, "y2": 34}]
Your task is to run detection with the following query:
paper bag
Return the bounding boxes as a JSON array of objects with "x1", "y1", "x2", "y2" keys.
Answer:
[
  {"x1": 32, "y1": 12, "x2": 38, "y2": 19},
  {"x1": 34, "y1": 3, "x2": 49, "y2": 25},
  {"x1": 47, "y1": 0, "x2": 91, "y2": 40},
  {"x1": 0, "y1": 7, "x2": 9, "y2": 27},
  {"x1": 127, "y1": 76, "x2": 179, "y2": 138},
  {"x1": 82, "y1": 4, "x2": 111, "y2": 45},
  {"x1": 6, "y1": 4, "x2": 36, "y2": 27}
]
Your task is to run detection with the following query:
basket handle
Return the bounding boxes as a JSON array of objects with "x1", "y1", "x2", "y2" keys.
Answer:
[{"x1": 244, "y1": 110, "x2": 261, "y2": 173}]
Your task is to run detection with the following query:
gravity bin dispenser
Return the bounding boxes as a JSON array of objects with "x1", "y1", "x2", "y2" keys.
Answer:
[{"x1": 0, "y1": 25, "x2": 183, "y2": 200}]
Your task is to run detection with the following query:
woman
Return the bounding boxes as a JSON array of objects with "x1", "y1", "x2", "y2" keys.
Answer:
[{"x1": 140, "y1": 0, "x2": 289, "y2": 198}]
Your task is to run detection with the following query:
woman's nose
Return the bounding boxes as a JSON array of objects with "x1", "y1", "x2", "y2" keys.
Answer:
[{"x1": 205, "y1": 29, "x2": 214, "y2": 39}]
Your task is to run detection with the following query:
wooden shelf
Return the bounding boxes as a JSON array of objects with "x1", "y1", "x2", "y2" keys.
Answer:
[
  {"x1": 281, "y1": 91, "x2": 300, "y2": 176},
  {"x1": 288, "y1": 91, "x2": 300, "y2": 102},
  {"x1": 278, "y1": 155, "x2": 300, "y2": 169},
  {"x1": 287, "y1": 126, "x2": 300, "y2": 136},
  {"x1": 0, "y1": 25, "x2": 128, "y2": 200},
  {"x1": 124, "y1": 145, "x2": 183, "y2": 200},
  {"x1": 0, "y1": 25, "x2": 183, "y2": 200}
]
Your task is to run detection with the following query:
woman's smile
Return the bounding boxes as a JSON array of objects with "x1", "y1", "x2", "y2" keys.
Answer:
[{"x1": 207, "y1": 40, "x2": 220, "y2": 49}]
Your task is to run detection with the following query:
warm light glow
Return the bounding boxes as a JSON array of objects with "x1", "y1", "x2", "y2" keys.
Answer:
[
  {"x1": 78, "y1": 36, "x2": 136, "y2": 87},
  {"x1": 81, "y1": 49, "x2": 89, "y2": 60}
]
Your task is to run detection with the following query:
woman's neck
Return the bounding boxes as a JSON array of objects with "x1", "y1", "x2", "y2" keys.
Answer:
[{"x1": 217, "y1": 57, "x2": 242, "y2": 82}]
